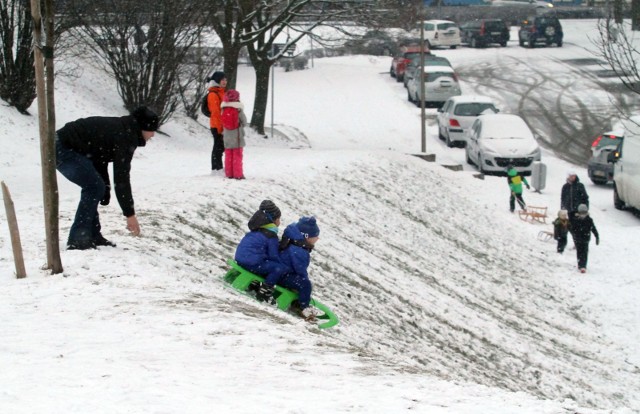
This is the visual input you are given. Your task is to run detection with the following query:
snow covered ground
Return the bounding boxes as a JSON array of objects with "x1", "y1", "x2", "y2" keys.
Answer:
[{"x1": 1, "y1": 20, "x2": 639, "y2": 413}]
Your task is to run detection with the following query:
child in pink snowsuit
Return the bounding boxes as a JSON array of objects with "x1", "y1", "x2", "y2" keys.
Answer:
[{"x1": 221, "y1": 89, "x2": 247, "y2": 179}]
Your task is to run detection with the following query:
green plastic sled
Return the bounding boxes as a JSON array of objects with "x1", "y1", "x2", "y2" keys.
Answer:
[{"x1": 224, "y1": 259, "x2": 339, "y2": 329}]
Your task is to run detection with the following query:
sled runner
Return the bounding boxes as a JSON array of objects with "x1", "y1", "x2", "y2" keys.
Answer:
[
  {"x1": 537, "y1": 230, "x2": 553, "y2": 242},
  {"x1": 223, "y1": 259, "x2": 339, "y2": 329},
  {"x1": 518, "y1": 206, "x2": 548, "y2": 224}
]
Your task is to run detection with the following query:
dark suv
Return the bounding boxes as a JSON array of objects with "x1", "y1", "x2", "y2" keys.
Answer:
[
  {"x1": 459, "y1": 19, "x2": 509, "y2": 48},
  {"x1": 518, "y1": 16, "x2": 563, "y2": 48}
]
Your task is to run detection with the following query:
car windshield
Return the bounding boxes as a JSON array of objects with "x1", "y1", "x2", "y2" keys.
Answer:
[{"x1": 454, "y1": 103, "x2": 497, "y2": 116}]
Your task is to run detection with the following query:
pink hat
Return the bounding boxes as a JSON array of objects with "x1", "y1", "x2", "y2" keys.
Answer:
[{"x1": 224, "y1": 89, "x2": 240, "y2": 102}]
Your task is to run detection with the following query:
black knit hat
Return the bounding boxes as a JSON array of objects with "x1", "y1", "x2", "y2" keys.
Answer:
[
  {"x1": 132, "y1": 106, "x2": 159, "y2": 131},
  {"x1": 259, "y1": 199, "x2": 281, "y2": 221},
  {"x1": 209, "y1": 71, "x2": 226, "y2": 84}
]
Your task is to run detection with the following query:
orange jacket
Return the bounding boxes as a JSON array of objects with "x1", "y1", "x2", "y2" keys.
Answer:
[{"x1": 208, "y1": 86, "x2": 225, "y2": 132}]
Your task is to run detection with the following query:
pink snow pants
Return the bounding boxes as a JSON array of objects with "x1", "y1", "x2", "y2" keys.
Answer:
[{"x1": 224, "y1": 148, "x2": 244, "y2": 179}]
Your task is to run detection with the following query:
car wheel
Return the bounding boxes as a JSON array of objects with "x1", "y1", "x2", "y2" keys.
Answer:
[
  {"x1": 407, "y1": 90, "x2": 413, "y2": 103},
  {"x1": 613, "y1": 183, "x2": 625, "y2": 210},
  {"x1": 528, "y1": 38, "x2": 535, "y2": 48},
  {"x1": 396, "y1": 74, "x2": 403, "y2": 83},
  {"x1": 478, "y1": 154, "x2": 487, "y2": 174},
  {"x1": 390, "y1": 67, "x2": 395, "y2": 77},
  {"x1": 501, "y1": 41, "x2": 507, "y2": 47},
  {"x1": 519, "y1": 37, "x2": 525, "y2": 47},
  {"x1": 425, "y1": 40, "x2": 431, "y2": 49},
  {"x1": 557, "y1": 40, "x2": 563, "y2": 47},
  {"x1": 445, "y1": 133, "x2": 453, "y2": 147},
  {"x1": 437, "y1": 122, "x2": 445, "y2": 141},
  {"x1": 450, "y1": 45, "x2": 457, "y2": 49}
]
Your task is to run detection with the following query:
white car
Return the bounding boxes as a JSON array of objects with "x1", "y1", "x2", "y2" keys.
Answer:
[
  {"x1": 407, "y1": 66, "x2": 462, "y2": 107},
  {"x1": 436, "y1": 95, "x2": 499, "y2": 148},
  {"x1": 609, "y1": 116, "x2": 640, "y2": 211},
  {"x1": 415, "y1": 20, "x2": 461, "y2": 49},
  {"x1": 489, "y1": 0, "x2": 553, "y2": 8},
  {"x1": 465, "y1": 114, "x2": 542, "y2": 175}
]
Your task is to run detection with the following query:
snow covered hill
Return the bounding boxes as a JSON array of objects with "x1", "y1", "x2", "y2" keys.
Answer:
[{"x1": 1, "y1": 19, "x2": 639, "y2": 413}]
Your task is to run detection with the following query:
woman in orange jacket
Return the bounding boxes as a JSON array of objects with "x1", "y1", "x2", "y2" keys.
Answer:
[{"x1": 207, "y1": 71, "x2": 227, "y2": 171}]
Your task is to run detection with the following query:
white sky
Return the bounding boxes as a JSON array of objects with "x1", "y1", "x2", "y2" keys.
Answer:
[{"x1": 1, "y1": 19, "x2": 639, "y2": 413}]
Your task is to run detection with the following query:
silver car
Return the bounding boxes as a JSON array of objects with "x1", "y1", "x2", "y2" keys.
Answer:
[
  {"x1": 407, "y1": 66, "x2": 461, "y2": 108},
  {"x1": 436, "y1": 95, "x2": 498, "y2": 147}
]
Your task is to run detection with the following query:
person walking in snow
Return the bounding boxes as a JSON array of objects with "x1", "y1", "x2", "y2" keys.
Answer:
[
  {"x1": 206, "y1": 71, "x2": 227, "y2": 173},
  {"x1": 552, "y1": 209, "x2": 570, "y2": 254},
  {"x1": 507, "y1": 166, "x2": 530, "y2": 213},
  {"x1": 55, "y1": 106, "x2": 159, "y2": 250},
  {"x1": 234, "y1": 200, "x2": 288, "y2": 302},
  {"x1": 569, "y1": 204, "x2": 599, "y2": 273},
  {"x1": 277, "y1": 216, "x2": 321, "y2": 322},
  {"x1": 221, "y1": 89, "x2": 247, "y2": 179},
  {"x1": 561, "y1": 171, "x2": 589, "y2": 217}
]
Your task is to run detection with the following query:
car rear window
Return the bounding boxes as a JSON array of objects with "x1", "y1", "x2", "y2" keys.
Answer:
[
  {"x1": 594, "y1": 134, "x2": 621, "y2": 149},
  {"x1": 437, "y1": 23, "x2": 457, "y2": 30},
  {"x1": 454, "y1": 103, "x2": 497, "y2": 116},
  {"x1": 484, "y1": 21, "x2": 506, "y2": 31},
  {"x1": 425, "y1": 73, "x2": 454, "y2": 82}
]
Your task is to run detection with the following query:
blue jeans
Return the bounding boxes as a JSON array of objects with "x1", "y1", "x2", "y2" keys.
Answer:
[{"x1": 56, "y1": 139, "x2": 105, "y2": 243}]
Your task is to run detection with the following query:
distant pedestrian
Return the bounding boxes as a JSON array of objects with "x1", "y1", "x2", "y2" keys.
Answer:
[
  {"x1": 56, "y1": 106, "x2": 159, "y2": 250},
  {"x1": 207, "y1": 71, "x2": 227, "y2": 172},
  {"x1": 221, "y1": 89, "x2": 247, "y2": 179},
  {"x1": 552, "y1": 209, "x2": 570, "y2": 254},
  {"x1": 569, "y1": 204, "x2": 599, "y2": 273},
  {"x1": 507, "y1": 167, "x2": 530, "y2": 212},
  {"x1": 561, "y1": 171, "x2": 589, "y2": 216}
]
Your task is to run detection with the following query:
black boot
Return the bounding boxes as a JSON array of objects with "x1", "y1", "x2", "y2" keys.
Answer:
[
  {"x1": 94, "y1": 235, "x2": 116, "y2": 247},
  {"x1": 256, "y1": 283, "x2": 275, "y2": 304},
  {"x1": 67, "y1": 239, "x2": 96, "y2": 250}
]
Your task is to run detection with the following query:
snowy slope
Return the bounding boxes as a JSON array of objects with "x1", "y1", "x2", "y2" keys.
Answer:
[{"x1": 1, "y1": 20, "x2": 639, "y2": 413}]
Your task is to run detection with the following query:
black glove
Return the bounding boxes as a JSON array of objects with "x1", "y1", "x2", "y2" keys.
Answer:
[
  {"x1": 596, "y1": 236, "x2": 600, "y2": 246},
  {"x1": 100, "y1": 185, "x2": 111, "y2": 206},
  {"x1": 526, "y1": 184, "x2": 530, "y2": 190}
]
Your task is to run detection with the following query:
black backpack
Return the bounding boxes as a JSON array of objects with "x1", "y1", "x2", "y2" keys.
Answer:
[{"x1": 200, "y1": 92, "x2": 211, "y2": 117}]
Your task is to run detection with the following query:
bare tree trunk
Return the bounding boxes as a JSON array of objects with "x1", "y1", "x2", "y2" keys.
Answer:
[
  {"x1": 31, "y1": 0, "x2": 63, "y2": 274},
  {"x1": 613, "y1": 0, "x2": 623, "y2": 23},
  {"x1": 250, "y1": 61, "x2": 272, "y2": 136},
  {"x1": 1, "y1": 182, "x2": 27, "y2": 279},
  {"x1": 633, "y1": 0, "x2": 640, "y2": 31}
]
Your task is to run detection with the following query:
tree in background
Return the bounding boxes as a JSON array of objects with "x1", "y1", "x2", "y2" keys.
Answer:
[
  {"x1": 240, "y1": 0, "x2": 372, "y2": 135},
  {"x1": 0, "y1": 0, "x2": 36, "y2": 114},
  {"x1": 64, "y1": 0, "x2": 211, "y2": 124}
]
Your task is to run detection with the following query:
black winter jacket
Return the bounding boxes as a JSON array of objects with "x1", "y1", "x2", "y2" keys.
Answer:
[
  {"x1": 570, "y1": 214, "x2": 599, "y2": 242},
  {"x1": 561, "y1": 176, "x2": 589, "y2": 213},
  {"x1": 57, "y1": 115, "x2": 146, "y2": 217}
]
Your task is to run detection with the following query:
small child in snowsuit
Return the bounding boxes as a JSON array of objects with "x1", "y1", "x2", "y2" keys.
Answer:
[
  {"x1": 277, "y1": 216, "x2": 321, "y2": 322},
  {"x1": 234, "y1": 200, "x2": 287, "y2": 300},
  {"x1": 220, "y1": 89, "x2": 247, "y2": 179},
  {"x1": 569, "y1": 204, "x2": 599, "y2": 273},
  {"x1": 552, "y1": 209, "x2": 570, "y2": 254},
  {"x1": 507, "y1": 167, "x2": 530, "y2": 212}
]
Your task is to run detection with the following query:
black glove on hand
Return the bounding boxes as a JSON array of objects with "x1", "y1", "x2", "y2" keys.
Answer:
[
  {"x1": 596, "y1": 236, "x2": 600, "y2": 246},
  {"x1": 526, "y1": 184, "x2": 531, "y2": 190},
  {"x1": 100, "y1": 186, "x2": 111, "y2": 206}
]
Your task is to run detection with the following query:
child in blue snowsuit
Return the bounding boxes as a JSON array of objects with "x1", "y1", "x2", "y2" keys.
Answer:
[
  {"x1": 234, "y1": 200, "x2": 287, "y2": 301},
  {"x1": 277, "y1": 216, "x2": 321, "y2": 321}
]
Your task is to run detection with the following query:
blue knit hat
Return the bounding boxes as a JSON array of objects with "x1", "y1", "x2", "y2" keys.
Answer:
[{"x1": 297, "y1": 216, "x2": 320, "y2": 238}]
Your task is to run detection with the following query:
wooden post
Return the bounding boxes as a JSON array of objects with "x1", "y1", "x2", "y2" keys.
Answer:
[{"x1": 1, "y1": 182, "x2": 27, "y2": 279}]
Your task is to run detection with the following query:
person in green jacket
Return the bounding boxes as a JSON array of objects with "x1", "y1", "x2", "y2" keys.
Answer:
[{"x1": 507, "y1": 167, "x2": 530, "y2": 213}]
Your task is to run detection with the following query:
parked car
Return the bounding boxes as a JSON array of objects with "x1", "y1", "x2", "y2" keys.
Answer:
[
  {"x1": 436, "y1": 95, "x2": 499, "y2": 147},
  {"x1": 407, "y1": 65, "x2": 462, "y2": 108},
  {"x1": 608, "y1": 116, "x2": 640, "y2": 211},
  {"x1": 465, "y1": 113, "x2": 541, "y2": 175},
  {"x1": 459, "y1": 19, "x2": 510, "y2": 48},
  {"x1": 518, "y1": 16, "x2": 563, "y2": 48},
  {"x1": 490, "y1": 0, "x2": 554, "y2": 8},
  {"x1": 415, "y1": 20, "x2": 461, "y2": 49},
  {"x1": 403, "y1": 55, "x2": 452, "y2": 88},
  {"x1": 587, "y1": 129, "x2": 623, "y2": 185},
  {"x1": 390, "y1": 45, "x2": 427, "y2": 82}
]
